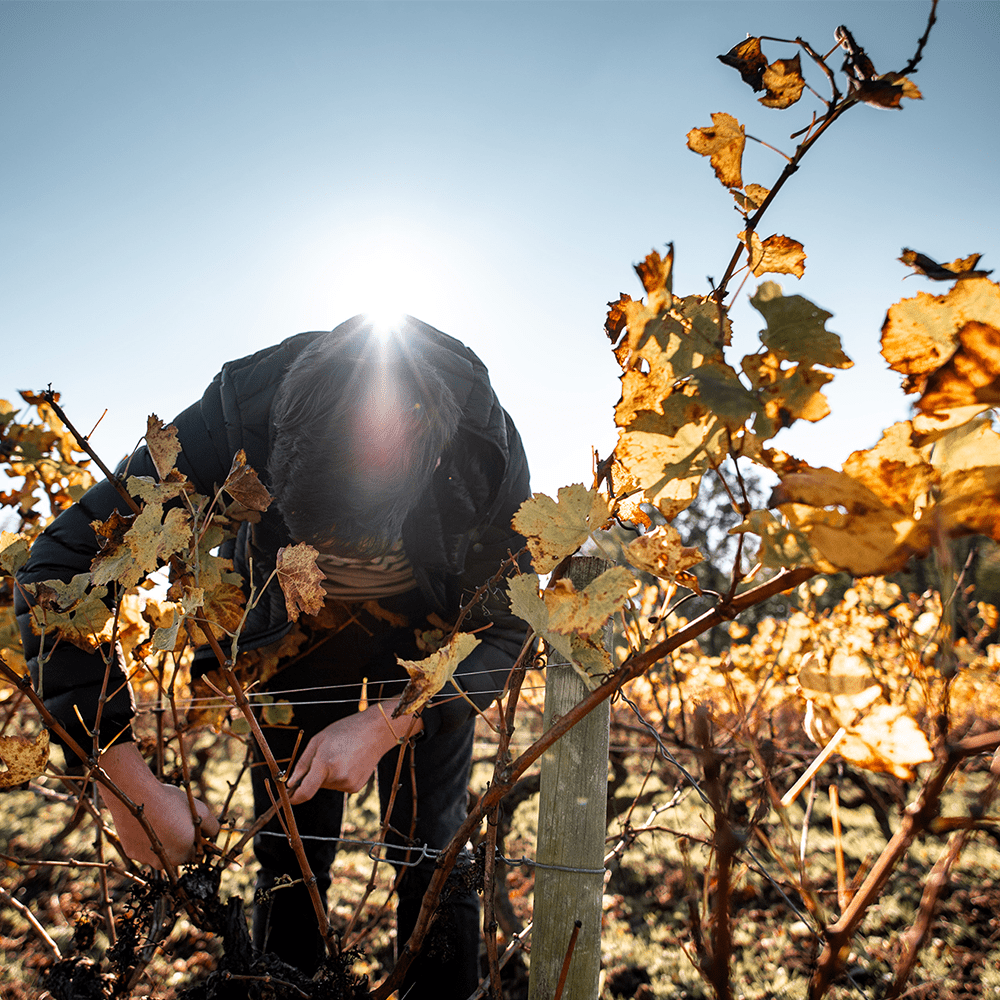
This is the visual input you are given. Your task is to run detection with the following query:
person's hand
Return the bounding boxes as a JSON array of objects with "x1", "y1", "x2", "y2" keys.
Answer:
[
  {"x1": 98, "y1": 743, "x2": 220, "y2": 869},
  {"x1": 288, "y1": 698, "x2": 423, "y2": 805}
]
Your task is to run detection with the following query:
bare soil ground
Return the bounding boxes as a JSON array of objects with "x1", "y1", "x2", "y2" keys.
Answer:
[{"x1": 3, "y1": 720, "x2": 1000, "y2": 1000}]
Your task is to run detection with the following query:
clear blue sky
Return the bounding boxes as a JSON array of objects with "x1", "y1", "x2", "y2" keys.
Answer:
[{"x1": 4, "y1": 1, "x2": 998, "y2": 500}]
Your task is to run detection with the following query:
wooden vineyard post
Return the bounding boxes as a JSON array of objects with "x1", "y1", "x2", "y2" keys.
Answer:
[{"x1": 528, "y1": 556, "x2": 612, "y2": 1000}]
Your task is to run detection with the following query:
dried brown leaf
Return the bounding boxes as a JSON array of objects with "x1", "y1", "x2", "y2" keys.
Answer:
[
  {"x1": 718, "y1": 37, "x2": 767, "y2": 91},
  {"x1": 900, "y1": 249, "x2": 992, "y2": 281},
  {"x1": 394, "y1": 632, "x2": 479, "y2": 717},
  {"x1": 223, "y1": 449, "x2": 273, "y2": 512},
  {"x1": 276, "y1": 543, "x2": 325, "y2": 622},
  {"x1": 686, "y1": 113, "x2": 745, "y2": 189},
  {"x1": 145, "y1": 415, "x2": 181, "y2": 480}
]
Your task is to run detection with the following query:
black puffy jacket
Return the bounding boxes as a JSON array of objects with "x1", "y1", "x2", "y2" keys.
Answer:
[{"x1": 16, "y1": 316, "x2": 531, "y2": 752}]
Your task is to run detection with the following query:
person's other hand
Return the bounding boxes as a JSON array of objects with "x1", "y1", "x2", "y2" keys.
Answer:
[
  {"x1": 98, "y1": 742, "x2": 220, "y2": 869},
  {"x1": 288, "y1": 699, "x2": 423, "y2": 804}
]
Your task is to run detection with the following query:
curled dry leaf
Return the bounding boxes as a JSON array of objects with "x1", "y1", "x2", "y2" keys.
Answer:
[
  {"x1": 852, "y1": 73, "x2": 922, "y2": 109},
  {"x1": 759, "y1": 54, "x2": 806, "y2": 109},
  {"x1": 634, "y1": 245, "x2": 674, "y2": 298},
  {"x1": 686, "y1": 112, "x2": 745, "y2": 189},
  {"x1": 511, "y1": 485, "x2": 610, "y2": 574},
  {"x1": 899, "y1": 249, "x2": 992, "y2": 282},
  {"x1": 276, "y1": 543, "x2": 325, "y2": 622},
  {"x1": 223, "y1": 449, "x2": 273, "y2": 512},
  {"x1": 145, "y1": 415, "x2": 181, "y2": 481},
  {"x1": 394, "y1": 632, "x2": 480, "y2": 717},
  {"x1": 0, "y1": 729, "x2": 50, "y2": 788},
  {"x1": 717, "y1": 37, "x2": 767, "y2": 91},
  {"x1": 90, "y1": 503, "x2": 192, "y2": 591}
]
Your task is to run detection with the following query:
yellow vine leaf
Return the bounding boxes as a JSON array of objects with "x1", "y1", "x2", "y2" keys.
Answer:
[
  {"x1": 686, "y1": 112, "x2": 745, "y2": 189},
  {"x1": 0, "y1": 531, "x2": 30, "y2": 575},
  {"x1": 766, "y1": 418, "x2": 1000, "y2": 576},
  {"x1": 511, "y1": 485, "x2": 610, "y2": 574},
  {"x1": 27, "y1": 575, "x2": 114, "y2": 651},
  {"x1": 90, "y1": 503, "x2": 192, "y2": 591},
  {"x1": 545, "y1": 566, "x2": 635, "y2": 636},
  {"x1": 751, "y1": 282, "x2": 852, "y2": 370},
  {"x1": 275, "y1": 543, "x2": 325, "y2": 622},
  {"x1": 0, "y1": 730, "x2": 50, "y2": 788},
  {"x1": 507, "y1": 573, "x2": 612, "y2": 687},
  {"x1": 145, "y1": 415, "x2": 182, "y2": 480},
  {"x1": 881, "y1": 275, "x2": 1000, "y2": 382},
  {"x1": 733, "y1": 183, "x2": 771, "y2": 213},
  {"x1": 626, "y1": 524, "x2": 703, "y2": 584},
  {"x1": 394, "y1": 631, "x2": 480, "y2": 717}
]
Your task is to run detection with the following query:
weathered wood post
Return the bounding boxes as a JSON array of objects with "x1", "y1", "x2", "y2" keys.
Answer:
[{"x1": 528, "y1": 556, "x2": 612, "y2": 1000}]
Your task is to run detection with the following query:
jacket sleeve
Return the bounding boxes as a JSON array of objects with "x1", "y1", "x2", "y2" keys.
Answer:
[
  {"x1": 421, "y1": 415, "x2": 533, "y2": 739},
  {"x1": 14, "y1": 376, "x2": 238, "y2": 756}
]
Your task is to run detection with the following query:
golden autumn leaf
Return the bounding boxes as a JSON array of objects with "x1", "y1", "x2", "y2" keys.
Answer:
[
  {"x1": 686, "y1": 112, "x2": 745, "y2": 189},
  {"x1": 797, "y1": 652, "x2": 933, "y2": 780},
  {"x1": 769, "y1": 465, "x2": 922, "y2": 577},
  {"x1": 0, "y1": 531, "x2": 30, "y2": 575},
  {"x1": 145, "y1": 415, "x2": 181, "y2": 480},
  {"x1": 730, "y1": 509, "x2": 816, "y2": 571},
  {"x1": 275, "y1": 543, "x2": 325, "y2": 622},
  {"x1": 750, "y1": 282, "x2": 851, "y2": 369},
  {"x1": 28, "y1": 575, "x2": 114, "y2": 651},
  {"x1": 0, "y1": 730, "x2": 50, "y2": 788},
  {"x1": 759, "y1": 54, "x2": 806, "y2": 109},
  {"x1": 764, "y1": 418, "x2": 1000, "y2": 576},
  {"x1": 544, "y1": 566, "x2": 635, "y2": 636},
  {"x1": 881, "y1": 279, "x2": 1000, "y2": 379},
  {"x1": 899, "y1": 249, "x2": 992, "y2": 281},
  {"x1": 511, "y1": 485, "x2": 610, "y2": 574},
  {"x1": 187, "y1": 581, "x2": 247, "y2": 645},
  {"x1": 916, "y1": 321, "x2": 1000, "y2": 414},
  {"x1": 507, "y1": 573, "x2": 613, "y2": 685},
  {"x1": 845, "y1": 705, "x2": 934, "y2": 780},
  {"x1": 626, "y1": 524, "x2": 703, "y2": 583},
  {"x1": 605, "y1": 293, "x2": 633, "y2": 344},
  {"x1": 614, "y1": 498, "x2": 653, "y2": 530},
  {"x1": 743, "y1": 352, "x2": 835, "y2": 438},
  {"x1": 733, "y1": 183, "x2": 771, "y2": 213},
  {"x1": 634, "y1": 245, "x2": 675, "y2": 298},
  {"x1": 739, "y1": 232, "x2": 806, "y2": 279},
  {"x1": 222, "y1": 449, "x2": 273, "y2": 512},
  {"x1": 90, "y1": 503, "x2": 192, "y2": 591},
  {"x1": 717, "y1": 37, "x2": 767, "y2": 91},
  {"x1": 125, "y1": 475, "x2": 190, "y2": 505},
  {"x1": 394, "y1": 631, "x2": 480, "y2": 717}
]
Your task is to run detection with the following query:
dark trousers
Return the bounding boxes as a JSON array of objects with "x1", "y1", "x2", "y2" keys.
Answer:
[{"x1": 248, "y1": 592, "x2": 480, "y2": 999}]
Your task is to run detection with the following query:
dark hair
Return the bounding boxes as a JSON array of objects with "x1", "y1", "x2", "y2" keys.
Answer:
[{"x1": 268, "y1": 318, "x2": 463, "y2": 557}]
